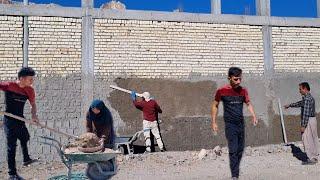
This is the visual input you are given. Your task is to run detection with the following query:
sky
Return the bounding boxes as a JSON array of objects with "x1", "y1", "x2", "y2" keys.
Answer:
[{"x1": 27, "y1": 0, "x2": 318, "y2": 17}]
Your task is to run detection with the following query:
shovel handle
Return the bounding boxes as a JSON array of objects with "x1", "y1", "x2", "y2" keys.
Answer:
[{"x1": 0, "y1": 111, "x2": 78, "y2": 139}]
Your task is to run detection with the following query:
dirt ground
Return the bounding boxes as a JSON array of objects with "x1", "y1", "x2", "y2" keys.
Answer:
[{"x1": 1, "y1": 142, "x2": 320, "y2": 180}]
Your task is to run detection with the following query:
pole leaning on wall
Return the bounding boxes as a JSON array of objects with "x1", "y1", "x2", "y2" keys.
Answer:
[
  {"x1": 81, "y1": 0, "x2": 94, "y2": 119},
  {"x1": 23, "y1": 0, "x2": 29, "y2": 67}
]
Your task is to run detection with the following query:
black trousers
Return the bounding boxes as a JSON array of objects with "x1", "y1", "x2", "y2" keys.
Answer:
[
  {"x1": 4, "y1": 121, "x2": 30, "y2": 176},
  {"x1": 225, "y1": 122, "x2": 245, "y2": 178}
]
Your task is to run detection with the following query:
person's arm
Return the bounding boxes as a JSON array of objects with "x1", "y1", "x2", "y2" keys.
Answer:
[
  {"x1": 155, "y1": 102, "x2": 162, "y2": 113},
  {"x1": 300, "y1": 98, "x2": 312, "y2": 132},
  {"x1": 28, "y1": 88, "x2": 39, "y2": 123},
  {"x1": 247, "y1": 102, "x2": 258, "y2": 126},
  {"x1": 30, "y1": 102, "x2": 39, "y2": 123},
  {"x1": 86, "y1": 120, "x2": 93, "y2": 133},
  {"x1": 211, "y1": 100, "x2": 219, "y2": 132},
  {"x1": 133, "y1": 100, "x2": 144, "y2": 110},
  {"x1": 130, "y1": 91, "x2": 143, "y2": 109},
  {"x1": 244, "y1": 89, "x2": 257, "y2": 126},
  {"x1": 0, "y1": 82, "x2": 9, "y2": 91},
  {"x1": 284, "y1": 100, "x2": 303, "y2": 109}
]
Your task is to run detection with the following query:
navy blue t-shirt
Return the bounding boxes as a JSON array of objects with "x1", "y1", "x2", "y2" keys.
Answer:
[{"x1": 215, "y1": 84, "x2": 250, "y2": 124}]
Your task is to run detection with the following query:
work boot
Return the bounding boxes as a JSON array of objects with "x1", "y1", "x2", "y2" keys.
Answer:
[
  {"x1": 8, "y1": 174, "x2": 25, "y2": 180},
  {"x1": 145, "y1": 147, "x2": 151, "y2": 153},
  {"x1": 160, "y1": 148, "x2": 166, "y2": 152},
  {"x1": 23, "y1": 158, "x2": 38, "y2": 167}
]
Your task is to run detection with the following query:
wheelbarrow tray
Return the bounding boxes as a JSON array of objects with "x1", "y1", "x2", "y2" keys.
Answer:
[{"x1": 64, "y1": 152, "x2": 119, "y2": 162}]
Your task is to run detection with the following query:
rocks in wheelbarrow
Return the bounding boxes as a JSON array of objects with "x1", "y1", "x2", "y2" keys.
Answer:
[
  {"x1": 67, "y1": 133, "x2": 101, "y2": 148},
  {"x1": 65, "y1": 133, "x2": 106, "y2": 153}
]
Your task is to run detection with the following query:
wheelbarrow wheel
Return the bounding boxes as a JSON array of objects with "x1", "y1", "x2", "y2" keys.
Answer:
[{"x1": 86, "y1": 161, "x2": 114, "y2": 180}]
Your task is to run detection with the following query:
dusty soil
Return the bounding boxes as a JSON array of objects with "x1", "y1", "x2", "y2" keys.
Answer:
[{"x1": 0, "y1": 142, "x2": 320, "y2": 180}]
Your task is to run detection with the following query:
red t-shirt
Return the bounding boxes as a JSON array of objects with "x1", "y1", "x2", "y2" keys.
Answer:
[
  {"x1": 214, "y1": 84, "x2": 250, "y2": 123},
  {"x1": 0, "y1": 81, "x2": 35, "y2": 104},
  {"x1": 133, "y1": 99, "x2": 162, "y2": 121}
]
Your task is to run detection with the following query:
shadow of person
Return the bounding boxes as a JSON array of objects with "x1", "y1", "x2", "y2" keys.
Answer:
[{"x1": 289, "y1": 144, "x2": 308, "y2": 162}]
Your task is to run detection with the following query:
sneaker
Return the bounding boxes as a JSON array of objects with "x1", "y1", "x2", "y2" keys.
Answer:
[
  {"x1": 302, "y1": 159, "x2": 317, "y2": 165},
  {"x1": 144, "y1": 150, "x2": 151, "y2": 154},
  {"x1": 231, "y1": 177, "x2": 238, "y2": 180},
  {"x1": 8, "y1": 174, "x2": 25, "y2": 180},
  {"x1": 160, "y1": 149, "x2": 166, "y2": 152},
  {"x1": 23, "y1": 159, "x2": 38, "y2": 166}
]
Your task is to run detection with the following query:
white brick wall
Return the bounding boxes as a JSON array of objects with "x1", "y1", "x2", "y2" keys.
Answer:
[
  {"x1": 94, "y1": 19, "x2": 264, "y2": 78},
  {"x1": 273, "y1": 27, "x2": 320, "y2": 72},
  {"x1": 28, "y1": 17, "x2": 82, "y2": 76},
  {"x1": 0, "y1": 16, "x2": 23, "y2": 80}
]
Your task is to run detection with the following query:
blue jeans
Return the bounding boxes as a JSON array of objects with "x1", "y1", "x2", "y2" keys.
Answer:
[
  {"x1": 4, "y1": 121, "x2": 30, "y2": 176},
  {"x1": 225, "y1": 122, "x2": 245, "y2": 178}
]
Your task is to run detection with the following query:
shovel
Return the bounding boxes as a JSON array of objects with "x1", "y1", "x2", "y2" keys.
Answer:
[{"x1": 0, "y1": 111, "x2": 78, "y2": 139}]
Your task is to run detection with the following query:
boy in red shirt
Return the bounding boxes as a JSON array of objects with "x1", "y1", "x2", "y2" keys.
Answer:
[
  {"x1": 131, "y1": 91, "x2": 165, "y2": 153},
  {"x1": 211, "y1": 67, "x2": 257, "y2": 180},
  {"x1": 0, "y1": 67, "x2": 39, "y2": 180}
]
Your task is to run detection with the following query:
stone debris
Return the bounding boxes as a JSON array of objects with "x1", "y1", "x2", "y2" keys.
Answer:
[
  {"x1": 213, "y1": 146, "x2": 222, "y2": 156},
  {"x1": 245, "y1": 146, "x2": 253, "y2": 156},
  {"x1": 66, "y1": 133, "x2": 100, "y2": 148},
  {"x1": 198, "y1": 149, "x2": 207, "y2": 160}
]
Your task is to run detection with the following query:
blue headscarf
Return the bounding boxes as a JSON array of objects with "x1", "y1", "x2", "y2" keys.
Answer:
[{"x1": 87, "y1": 99, "x2": 114, "y2": 145}]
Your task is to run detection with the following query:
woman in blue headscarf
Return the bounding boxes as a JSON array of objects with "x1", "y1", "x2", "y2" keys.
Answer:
[{"x1": 86, "y1": 100, "x2": 114, "y2": 148}]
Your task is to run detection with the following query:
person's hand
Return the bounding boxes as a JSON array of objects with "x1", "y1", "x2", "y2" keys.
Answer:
[
  {"x1": 300, "y1": 127, "x2": 305, "y2": 133},
  {"x1": 284, "y1": 104, "x2": 290, "y2": 109},
  {"x1": 211, "y1": 122, "x2": 218, "y2": 134},
  {"x1": 32, "y1": 116, "x2": 39, "y2": 124},
  {"x1": 130, "y1": 91, "x2": 136, "y2": 101},
  {"x1": 252, "y1": 116, "x2": 258, "y2": 126}
]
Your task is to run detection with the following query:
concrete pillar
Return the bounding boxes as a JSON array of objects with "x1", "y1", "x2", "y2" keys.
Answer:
[
  {"x1": 211, "y1": 0, "x2": 221, "y2": 15},
  {"x1": 256, "y1": 0, "x2": 270, "y2": 16},
  {"x1": 256, "y1": 0, "x2": 273, "y2": 76},
  {"x1": 317, "y1": 0, "x2": 320, "y2": 17},
  {"x1": 81, "y1": 0, "x2": 94, "y2": 119},
  {"x1": 23, "y1": 0, "x2": 29, "y2": 67}
]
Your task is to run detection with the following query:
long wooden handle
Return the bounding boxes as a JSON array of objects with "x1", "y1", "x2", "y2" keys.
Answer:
[
  {"x1": 110, "y1": 85, "x2": 143, "y2": 97},
  {"x1": 0, "y1": 111, "x2": 78, "y2": 139}
]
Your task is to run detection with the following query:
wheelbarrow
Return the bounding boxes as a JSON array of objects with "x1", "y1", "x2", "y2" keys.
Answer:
[
  {"x1": 114, "y1": 130, "x2": 143, "y2": 155},
  {"x1": 39, "y1": 136, "x2": 120, "y2": 180}
]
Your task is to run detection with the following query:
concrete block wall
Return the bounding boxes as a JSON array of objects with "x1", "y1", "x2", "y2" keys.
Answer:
[
  {"x1": 28, "y1": 17, "x2": 82, "y2": 76},
  {"x1": 94, "y1": 19, "x2": 264, "y2": 78},
  {"x1": 1, "y1": 12, "x2": 320, "y2": 166},
  {"x1": 0, "y1": 16, "x2": 23, "y2": 79},
  {"x1": 273, "y1": 27, "x2": 320, "y2": 72}
]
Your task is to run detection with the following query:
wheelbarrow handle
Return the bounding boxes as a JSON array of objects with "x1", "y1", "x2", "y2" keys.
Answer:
[{"x1": 0, "y1": 111, "x2": 78, "y2": 139}]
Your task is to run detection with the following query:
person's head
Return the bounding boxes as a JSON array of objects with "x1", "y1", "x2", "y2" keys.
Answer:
[
  {"x1": 299, "y1": 82, "x2": 310, "y2": 95},
  {"x1": 228, "y1": 67, "x2": 242, "y2": 88},
  {"x1": 90, "y1": 100, "x2": 105, "y2": 115},
  {"x1": 18, "y1": 67, "x2": 35, "y2": 87},
  {"x1": 142, "y1": 92, "x2": 151, "y2": 102}
]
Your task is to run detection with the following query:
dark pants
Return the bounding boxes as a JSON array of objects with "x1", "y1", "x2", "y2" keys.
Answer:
[
  {"x1": 4, "y1": 122, "x2": 31, "y2": 176},
  {"x1": 225, "y1": 122, "x2": 245, "y2": 178}
]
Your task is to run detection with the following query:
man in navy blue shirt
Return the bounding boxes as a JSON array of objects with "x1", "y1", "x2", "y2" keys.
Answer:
[{"x1": 211, "y1": 67, "x2": 257, "y2": 180}]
